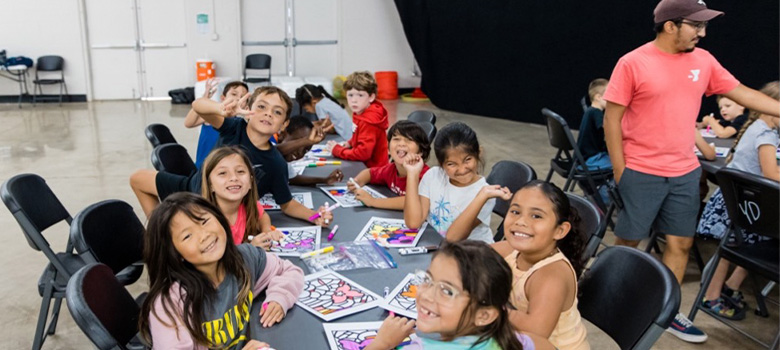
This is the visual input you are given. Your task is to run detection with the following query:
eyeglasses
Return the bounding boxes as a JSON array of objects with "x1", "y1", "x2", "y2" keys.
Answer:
[
  {"x1": 680, "y1": 20, "x2": 708, "y2": 31},
  {"x1": 412, "y1": 270, "x2": 468, "y2": 305}
]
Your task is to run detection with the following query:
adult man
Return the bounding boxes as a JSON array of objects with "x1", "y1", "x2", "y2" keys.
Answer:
[{"x1": 603, "y1": 0, "x2": 780, "y2": 344}]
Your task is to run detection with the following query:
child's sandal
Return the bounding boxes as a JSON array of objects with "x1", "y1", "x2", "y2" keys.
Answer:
[{"x1": 701, "y1": 297, "x2": 745, "y2": 321}]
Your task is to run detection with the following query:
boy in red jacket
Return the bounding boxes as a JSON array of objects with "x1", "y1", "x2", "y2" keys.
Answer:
[{"x1": 326, "y1": 71, "x2": 389, "y2": 167}]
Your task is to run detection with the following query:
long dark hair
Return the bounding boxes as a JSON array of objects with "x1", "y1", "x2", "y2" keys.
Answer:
[
  {"x1": 295, "y1": 84, "x2": 344, "y2": 110},
  {"x1": 516, "y1": 180, "x2": 586, "y2": 276},
  {"x1": 139, "y1": 193, "x2": 252, "y2": 347},
  {"x1": 434, "y1": 241, "x2": 523, "y2": 350},
  {"x1": 433, "y1": 122, "x2": 484, "y2": 172}
]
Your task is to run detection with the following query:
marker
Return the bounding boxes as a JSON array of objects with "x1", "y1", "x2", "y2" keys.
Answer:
[
  {"x1": 399, "y1": 245, "x2": 439, "y2": 256},
  {"x1": 327, "y1": 225, "x2": 340, "y2": 241},
  {"x1": 348, "y1": 177, "x2": 362, "y2": 190},
  {"x1": 306, "y1": 157, "x2": 326, "y2": 161},
  {"x1": 262, "y1": 302, "x2": 268, "y2": 312},
  {"x1": 309, "y1": 202, "x2": 341, "y2": 221},
  {"x1": 300, "y1": 246, "x2": 335, "y2": 258},
  {"x1": 394, "y1": 229, "x2": 419, "y2": 234},
  {"x1": 706, "y1": 125, "x2": 711, "y2": 134},
  {"x1": 383, "y1": 286, "x2": 396, "y2": 316}
]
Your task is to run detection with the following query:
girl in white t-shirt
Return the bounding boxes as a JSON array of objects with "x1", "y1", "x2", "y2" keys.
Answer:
[{"x1": 403, "y1": 122, "x2": 511, "y2": 243}]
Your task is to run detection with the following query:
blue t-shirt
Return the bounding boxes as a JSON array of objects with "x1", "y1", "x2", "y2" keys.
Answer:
[
  {"x1": 195, "y1": 124, "x2": 220, "y2": 169},
  {"x1": 215, "y1": 118, "x2": 293, "y2": 205}
]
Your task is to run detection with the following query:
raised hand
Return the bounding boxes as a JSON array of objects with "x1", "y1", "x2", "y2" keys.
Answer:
[
  {"x1": 479, "y1": 184, "x2": 513, "y2": 200},
  {"x1": 402, "y1": 153, "x2": 425, "y2": 175},
  {"x1": 202, "y1": 78, "x2": 219, "y2": 99}
]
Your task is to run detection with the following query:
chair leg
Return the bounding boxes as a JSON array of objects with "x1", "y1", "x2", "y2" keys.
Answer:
[
  {"x1": 58, "y1": 82, "x2": 63, "y2": 106},
  {"x1": 689, "y1": 254, "x2": 720, "y2": 321},
  {"x1": 691, "y1": 241, "x2": 705, "y2": 273},
  {"x1": 752, "y1": 275, "x2": 770, "y2": 317},
  {"x1": 46, "y1": 296, "x2": 63, "y2": 335},
  {"x1": 545, "y1": 168, "x2": 554, "y2": 182},
  {"x1": 33, "y1": 283, "x2": 54, "y2": 350}
]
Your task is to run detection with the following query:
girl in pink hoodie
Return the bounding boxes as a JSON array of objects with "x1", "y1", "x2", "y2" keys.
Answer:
[{"x1": 139, "y1": 192, "x2": 304, "y2": 349}]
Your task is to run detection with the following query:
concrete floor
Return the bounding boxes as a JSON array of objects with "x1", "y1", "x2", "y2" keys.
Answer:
[{"x1": 0, "y1": 99, "x2": 776, "y2": 349}]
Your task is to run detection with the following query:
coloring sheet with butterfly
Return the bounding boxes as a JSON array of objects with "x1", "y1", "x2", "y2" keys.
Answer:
[
  {"x1": 259, "y1": 192, "x2": 313, "y2": 210},
  {"x1": 378, "y1": 273, "x2": 418, "y2": 319},
  {"x1": 296, "y1": 270, "x2": 381, "y2": 321},
  {"x1": 307, "y1": 144, "x2": 332, "y2": 157},
  {"x1": 320, "y1": 185, "x2": 386, "y2": 208},
  {"x1": 269, "y1": 226, "x2": 321, "y2": 257},
  {"x1": 354, "y1": 217, "x2": 427, "y2": 248},
  {"x1": 323, "y1": 322, "x2": 417, "y2": 350}
]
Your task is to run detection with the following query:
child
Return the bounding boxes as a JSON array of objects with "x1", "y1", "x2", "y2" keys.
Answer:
[
  {"x1": 130, "y1": 86, "x2": 332, "y2": 227},
  {"x1": 698, "y1": 96, "x2": 748, "y2": 138},
  {"x1": 326, "y1": 71, "x2": 389, "y2": 168},
  {"x1": 347, "y1": 120, "x2": 431, "y2": 210},
  {"x1": 697, "y1": 81, "x2": 780, "y2": 320},
  {"x1": 404, "y1": 122, "x2": 505, "y2": 243},
  {"x1": 296, "y1": 84, "x2": 353, "y2": 140},
  {"x1": 492, "y1": 180, "x2": 589, "y2": 350},
  {"x1": 139, "y1": 192, "x2": 304, "y2": 349},
  {"x1": 200, "y1": 146, "x2": 283, "y2": 249},
  {"x1": 185, "y1": 80, "x2": 249, "y2": 168},
  {"x1": 365, "y1": 241, "x2": 555, "y2": 350},
  {"x1": 280, "y1": 116, "x2": 344, "y2": 186},
  {"x1": 577, "y1": 78, "x2": 611, "y2": 170}
]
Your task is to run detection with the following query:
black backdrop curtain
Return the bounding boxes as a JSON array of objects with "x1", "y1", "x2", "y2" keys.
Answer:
[{"x1": 394, "y1": 0, "x2": 779, "y2": 127}]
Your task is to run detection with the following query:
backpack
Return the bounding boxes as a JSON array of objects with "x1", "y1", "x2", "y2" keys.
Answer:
[{"x1": 168, "y1": 87, "x2": 195, "y2": 104}]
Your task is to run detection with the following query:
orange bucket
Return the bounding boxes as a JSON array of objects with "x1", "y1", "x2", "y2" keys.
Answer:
[
  {"x1": 196, "y1": 59, "x2": 216, "y2": 81},
  {"x1": 375, "y1": 71, "x2": 398, "y2": 100}
]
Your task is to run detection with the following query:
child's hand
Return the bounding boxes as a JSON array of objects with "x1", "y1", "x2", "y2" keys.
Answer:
[
  {"x1": 202, "y1": 78, "x2": 219, "y2": 99},
  {"x1": 321, "y1": 117, "x2": 335, "y2": 133},
  {"x1": 402, "y1": 154, "x2": 425, "y2": 175},
  {"x1": 251, "y1": 230, "x2": 285, "y2": 250},
  {"x1": 343, "y1": 141, "x2": 351, "y2": 149},
  {"x1": 480, "y1": 185, "x2": 512, "y2": 200},
  {"x1": 353, "y1": 189, "x2": 374, "y2": 207},
  {"x1": 313, "y1": 205, "x2": 333, "y2": 227},
  {"x1": 241, "y1": 340, "x2": 273, "y2": 350},
  {"x1": 701, "y1": 113, "x2": 716, "y2": 126},
  {"x1": 346, "y1": 180, "x2": 359, "y2": 192},
  {"x1": 325, "y1": 169, "x2": 344, "y2": 185},
  {"x1": 309, "y1": 125, "x2": 326, "y2": 144},
  {"x1": 326, "y1": 140, "x2": 339, "y2": 152},
  {"x1": 259, "y1": 301, "x2": 285, "y2": 328},
  {"x1": 369, "y1": 315, "x2": 416, "y2": 350}
]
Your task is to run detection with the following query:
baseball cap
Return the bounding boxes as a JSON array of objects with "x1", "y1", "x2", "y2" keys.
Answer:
[{"x1": 654, "y1": 0, "x2": 724, "y2": 23}]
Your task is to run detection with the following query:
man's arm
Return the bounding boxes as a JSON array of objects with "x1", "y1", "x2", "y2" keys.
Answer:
[
  {"x1": 604, "y1": 101, "x2": 627, "y2": 183},
  {"x1": 724, "y1": 84, "x2": 780, "y2": 118}
]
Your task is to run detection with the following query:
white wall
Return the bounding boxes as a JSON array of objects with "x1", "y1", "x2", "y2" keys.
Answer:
[
  {"x1": 0, "y1": 0, "x2": 89, "y2": 96},
  {"x1": 184, "y1": 0, "x2": 242, "y2": 82}
]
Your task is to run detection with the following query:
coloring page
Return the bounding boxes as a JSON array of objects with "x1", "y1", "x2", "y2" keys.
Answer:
[
  {"x1": 354, "y1": 217, "x2": 427, "y2": 248},
  {"x1": 378, "y1": 273, "x2": 417, "y2": 319},
  {"x1": 307, "y1": 144, "x2": 332, "y2": 157},
  {"x1": 259, "y1": 192, "x2": 313, "y2": 210},
  {"x1": 323, "y1": 322, "x2": 417, "y2": 350},
  {"x1": 296, "y1": 270, "x2": 381, "y2": 321},
  {"x1": 269, "y1": 226, "x2": 321, "y2": 257},
  {"x1": 320, "y1": 185, "x2": 386, "y2": 208}
]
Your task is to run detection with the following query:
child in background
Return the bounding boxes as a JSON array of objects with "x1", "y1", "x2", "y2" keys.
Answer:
[
  {"x1": 200, "y1": 146, "x2": 283, "y2": 249},
  {"x1": 295, "y1": 84, "x2": 353, "y2": 141},
  {"x1": 698, "y1": 96, "x2": 748, "y2": 138},
  {"x1": 365, "y1": 241, "x2": 555, "y2": 350},
  {"x1": 326, "y1": 71, "x2": 389, "y2": 168},
  {"x1": 139, "y1": 192, "x2": 304, "y2": 349},
  {"x1": 404, "y1": 122, "x2": 504, "y2": 243},
  {"x1": 577, "y1": 78, "x2": 611, "y2": 170},
  {"x1": 184, "y1": 80, "x2": 249, "y2": 168},
  {"x1": 492, "y1": 181, "x2": 589, "y2": 350},
  {"x1": 347, "y1": 120, "x2": 431, "y2": 210},
  {"x1": 697, "y1": 81, "x2": 780, "y2": 320},
  {"x1": 281, "y1": 116, "x2": 344, "y2": 186}
]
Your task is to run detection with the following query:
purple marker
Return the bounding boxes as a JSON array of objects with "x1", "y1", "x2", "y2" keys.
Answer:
[{"x1": 327, "y1": 225, "x2": 340, "y2": 241}]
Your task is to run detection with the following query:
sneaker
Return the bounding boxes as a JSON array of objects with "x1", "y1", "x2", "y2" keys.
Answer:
[
  {"x1": 701, "y1": 297, "x2": 745, "y2": 320},
  {"x1": 666, "y1": 312, "x2": 708, "y2": 343}
]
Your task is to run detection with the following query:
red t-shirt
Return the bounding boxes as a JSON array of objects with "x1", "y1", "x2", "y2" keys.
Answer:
[
  {"x1": 369, "y1": 162, "x2": 430, "y2": 195},
  {"x1": 603, "y1": 42, "x2": 739, "y2": 177},
  {"x1": 229, "y1": 202, "x2": 266, "y2": 244}
]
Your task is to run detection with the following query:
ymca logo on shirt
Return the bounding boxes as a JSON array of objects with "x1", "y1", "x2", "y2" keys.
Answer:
[
  {"x1": 688, "y1": 69, "x2": 701, "y2": 82},
  {"x1": 352, "y1": 122, "x2": 357, "y2": 133},
  {"x1": 698, "y1": 0, "x2": 706, "y2": 5}
]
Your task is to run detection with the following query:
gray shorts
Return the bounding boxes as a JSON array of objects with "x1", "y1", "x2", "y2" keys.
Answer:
[{"x1": 614, "y1": 167, "x2": 701, "y2": 241}]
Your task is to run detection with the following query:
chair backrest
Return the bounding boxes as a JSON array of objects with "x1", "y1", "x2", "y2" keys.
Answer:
[
  {"x1": 144, "y1": 123, "x2": 177, "y2": 148},
  {"x1": 151, "y1": 144, "x2": 197, "y2": 176},
  {"x1": 36, "y1": 55, "x2": 64, "y2": 72},
  {"x1": 66, "y1": 263, "x2": 140, "y2": 350},
  {"x1": 1, "y1": 173, "x2": 72, "y2": 252},
  {"x1": 716, "y1": 167, "x2": 780, "y2": 241},
  {"x1": 244, "y1": 54, "x2": 271, "y2": 79},
  {"x1": 70, "y1": 200, "x2": 144, "y2": 276},
  {"x1": 417, "y1": 121, "x2": 437, "y2": 144},
  {"x1": 407, "y1": 110, "x2": 436, "y2": 125},
  {"x1": 542, "y1": 108, "x2": 579, "y2": 154},
  {"x1": 486, "y1": 161, "x2": 537, "y2": 217},
  {"x1": 566, "y1": 193, "x2": 605, "y2": 260},
  {"x1": 579, "y1": 246, "x2": 680, "y2": 350}
]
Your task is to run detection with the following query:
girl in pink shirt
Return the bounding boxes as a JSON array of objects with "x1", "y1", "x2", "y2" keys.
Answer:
[{"x1": 201, "y1": 146, "x2": 283, "y2": 249}]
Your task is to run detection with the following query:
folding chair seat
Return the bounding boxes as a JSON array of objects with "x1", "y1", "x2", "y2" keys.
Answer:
[
  {"x1": 144, "y1": 123, "x2": 178, "y2": 148},
  {"x1": 407, "y1": 110, "x2": 436, "y2": 125},
  {"x1": 542, "y1": 108, "x2": 613, "y2": 211},
  {"x1": 579, "y1": 246, "x2": 680, "y2": 350},
  {"x1": 688, "y1": 168, "x2": 779, "y2": 349},
  {"x1": 151, "y1": 143, "x2": 197, "y2": 176},
  {"x1": 485, "y1": 160, "x2": 536, "y2": 241}
]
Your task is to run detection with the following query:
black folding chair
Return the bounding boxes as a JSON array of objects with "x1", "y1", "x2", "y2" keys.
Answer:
[
  {"x1": 407, "y1": 110, "x2": 436, "y2": 125},
  {"x1": 566, "y1": 192, "x2": 606, "y2": 261},
  {"x1": 144, "y1": 123, "x2": 178, "y2": 148},
  {"x1": 151, "y1": 144, "x2": 197, "y2": 176},
  {"x1": 688, "y1": 168, "x2": 779, "y2": 349},
  {"x1": 243, "y1": 54, "x2": 272, "y2": 85},
  {"x1": 70, "y1": 200, "x2": 145, "y2": 286},
  {"x1": 485, "y1": 160, "x2": 537, "y2": 241},
  {"x1": 417, "y1": 121, "x2": 437, "y2": 144},
  {"x1": 32, "y1": 55, "x2": 68, "y2": 106},
  {"x1": 1, "y1": 174, "x2": 85, "y2": 350},
  {"x1": 542, "y1": 108, "x2": 613, "y2": 211},
  {"x1": 66, "y1": 263, "x2": 145, "y2": 350},
  {"x1": 579, "y1": 246, "x2": 680, "y2": 350}
]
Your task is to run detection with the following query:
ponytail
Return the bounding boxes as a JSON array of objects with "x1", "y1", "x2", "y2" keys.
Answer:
[
  {"x1": 318, "y1": 85, "x2": 344, "y2": 108},
  {"x1": 558, "y1": 206, "x2": 586, "y2": 277}
]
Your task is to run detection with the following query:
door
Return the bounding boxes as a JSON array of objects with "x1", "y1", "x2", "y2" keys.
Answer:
[{"x1": 137, "y1": 0, "x2": 189, "y2": 99}]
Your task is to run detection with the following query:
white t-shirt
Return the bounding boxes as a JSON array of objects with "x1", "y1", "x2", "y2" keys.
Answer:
[{"x1": 418, "y1": 167, "x2": 495, "y2": 243}]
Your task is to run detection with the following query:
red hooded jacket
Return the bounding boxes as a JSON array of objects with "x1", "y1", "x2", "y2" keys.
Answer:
[{"x1": 332, "y1": 100, "x2": 389, "y2": 167}]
